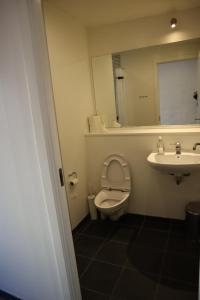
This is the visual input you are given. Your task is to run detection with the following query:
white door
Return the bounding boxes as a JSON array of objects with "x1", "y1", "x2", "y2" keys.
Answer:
[{"x1": 0, "y1": 1, "x2": 80, "y2": 299}]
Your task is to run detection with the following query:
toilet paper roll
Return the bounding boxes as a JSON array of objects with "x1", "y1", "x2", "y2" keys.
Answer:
[
  {"x1": 69, "y1": 178, "x2": 79, "y2": 186},
  {"x1": 89, "y1": 115, "x2": 106, "y2": 133}
]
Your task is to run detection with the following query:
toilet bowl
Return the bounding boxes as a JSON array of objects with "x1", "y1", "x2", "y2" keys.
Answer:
[{"x1": 94, "y1": 154, "x2": 131, "y2": 220}]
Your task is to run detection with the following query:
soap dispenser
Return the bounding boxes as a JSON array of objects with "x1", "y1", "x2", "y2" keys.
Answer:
[{"x1": 157, "y1": 136, "x2": 164, "y2": 154}]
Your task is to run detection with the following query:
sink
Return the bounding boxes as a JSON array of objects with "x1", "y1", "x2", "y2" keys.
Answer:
[{"x1": 147, "y1": 152, "x2": 200, "y2": 174}]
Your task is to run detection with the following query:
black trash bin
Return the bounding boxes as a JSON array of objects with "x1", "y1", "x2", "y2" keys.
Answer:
[{"x1": 185, "y1": 201, "x2": 200, "y2": 241}]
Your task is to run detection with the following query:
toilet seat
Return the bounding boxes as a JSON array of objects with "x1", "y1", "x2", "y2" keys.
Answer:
[{"x1": 101, "y1": 154, "x2": 131, "y2": 192}]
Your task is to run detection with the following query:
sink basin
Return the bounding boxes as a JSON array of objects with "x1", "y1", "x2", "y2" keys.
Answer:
[{"x1": 147, "y1": 152, "x2": 200, "y2": 174}]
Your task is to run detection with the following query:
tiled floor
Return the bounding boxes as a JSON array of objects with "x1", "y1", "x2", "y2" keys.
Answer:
[{"x1": 73, "y1": 214, "x2": 200, "y2": 300}]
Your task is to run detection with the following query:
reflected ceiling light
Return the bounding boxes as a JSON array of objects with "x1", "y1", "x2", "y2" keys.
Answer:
[{"x1": 170, "y1": 18, "x2": 177, "y2": 28}]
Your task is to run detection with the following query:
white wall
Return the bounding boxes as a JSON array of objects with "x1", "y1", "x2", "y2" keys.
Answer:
[
  {"x1": 86, "y1": 132, "x2": 200, "y2": 220},
  {"x1": 43, "y1": 1, "x2": 94, "y2": 229},
  {"x1": 88, "y1": 7, "x2": 200, "y2": 57},
  {"x1": 0, "y1": 1, "x2": 74, "y2": 299},
  {"x1": 92, "y1": 55, "x2": 117, "y2": 127}
]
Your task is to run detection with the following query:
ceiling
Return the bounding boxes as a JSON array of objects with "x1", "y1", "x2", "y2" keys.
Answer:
[{"x1": 46, "y1": 0, "x2": 200, "y2": 27}]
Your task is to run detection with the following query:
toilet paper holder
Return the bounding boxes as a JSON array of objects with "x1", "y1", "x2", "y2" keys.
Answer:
[{"x1": 68, "y1": 171, "x2": 79, "y2": 186}]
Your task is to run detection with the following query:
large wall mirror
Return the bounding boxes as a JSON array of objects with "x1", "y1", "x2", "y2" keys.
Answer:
[{"x1": 92, "y1": 38, "x2": 200, "y2": 128}]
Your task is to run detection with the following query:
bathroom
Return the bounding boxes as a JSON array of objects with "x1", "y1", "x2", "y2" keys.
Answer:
[
  {"x1": 41, "y1": 1, "x2": 200, "y2": 299},
  {"x1": 3, "y1": 1, "x2": 200, "y2": 299}
]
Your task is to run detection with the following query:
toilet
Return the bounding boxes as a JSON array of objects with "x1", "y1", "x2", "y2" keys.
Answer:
[{"x1": 94, "y1": 154, "x2": 131, "y2": 220}]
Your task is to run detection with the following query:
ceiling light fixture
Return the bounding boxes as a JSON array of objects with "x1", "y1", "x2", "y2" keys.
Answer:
[{"x1": 170, "y1": 18, "x2": 177, "y2": 29}]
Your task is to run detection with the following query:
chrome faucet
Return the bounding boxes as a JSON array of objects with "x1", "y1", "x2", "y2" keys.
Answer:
[
  {"x1": 175, "y1": 142, "x2": 181, "y2": 155},
  {"x1": 193, "y1": 143, "x2": 200, "y2": 150}
]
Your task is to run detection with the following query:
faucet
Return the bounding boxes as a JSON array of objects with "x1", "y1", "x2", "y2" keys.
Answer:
[
  {"x1": 193, "y1": 143, "x2": 200, "y2": 150},
  {"x1": 175, "y1": 142, "x2": 181, "y2": 155}
]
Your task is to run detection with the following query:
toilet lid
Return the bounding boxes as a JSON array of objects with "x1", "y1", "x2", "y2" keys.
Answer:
[{"x1": 101, "y1": 154, "x2": 131, "y2": 192}]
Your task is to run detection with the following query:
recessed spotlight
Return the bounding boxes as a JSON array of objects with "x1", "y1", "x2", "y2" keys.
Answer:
[{"x1": 170, "y1": 18, "x2": 177, "y2": 29}]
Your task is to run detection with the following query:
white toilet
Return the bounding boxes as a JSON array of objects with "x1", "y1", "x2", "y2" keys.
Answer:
[{"x1": 94, "y1": 154, "x2": 131, "y2": 220}]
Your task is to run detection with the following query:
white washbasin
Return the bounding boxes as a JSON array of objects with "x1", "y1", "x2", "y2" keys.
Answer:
[{"x1": 147, "y1": 152, "x2": 200, "y2": 174}]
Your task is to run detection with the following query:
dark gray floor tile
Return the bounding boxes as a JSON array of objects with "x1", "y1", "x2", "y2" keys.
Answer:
[
  {"x1": 162, "y1": 252, "x2": 199, "y2": 285},
  {"x1": 168, "y1": 232, "x2": 199, "y2": 255},
  {"x1": 81, "y1": 288, "x2": 109, "y2": 300},
  {"x1": 135, "y1": 228, "x2": 168, "y2": 250},
  {"x1": 109, "y1": 225, "x2": 138, "y2": 244},
  {"x1": 159, "y1": 276, "x2": 198, "y2": 292},
  {"x1": 73, "y1": 215, "x2": 91, "y2": 235},
  {"x1": 113, "y1": 268, "x2": 157, "y2": 300},
  {"x1": 74, "y1": 234, "x2": 104, "y2": 258},
  {"x1": 81, "y1": 261, "x2": 121, "y2": 295},
  {"x1": 156, "y1": 277, "x2": 198, "y2": 300},
  {"x1": 72, "y1": 232, "x2": 80, "y2": 242},
  {"x1": 126, "y1": 244, "x2": 163, "y2": 276},
  {"x1": 83, "y1": 220, "x2": 115, "y2": 238},
  {"x1": 76, "y1": 255, "x2": 90, "y2": 277},
  {"x1": 95, "y1": 241, "x2": 128, "y2": 266},
  {"x1": 171, "y1": 219, "x2": 186, "y2": 236},
  {"x1": 144, "y1": 216, "x2": 171, "y2": 231},
  {"x1": 119, "y1": 213, "x2": 144, "y2": 227}
]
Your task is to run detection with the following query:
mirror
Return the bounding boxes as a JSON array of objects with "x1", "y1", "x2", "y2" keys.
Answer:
[{"x1": 92, "y1": 38, "x2": 200, "y2": 127}]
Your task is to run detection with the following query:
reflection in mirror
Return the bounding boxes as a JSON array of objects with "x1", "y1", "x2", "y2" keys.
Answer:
[{"x1": 92, "y1": 39, "x2": 200, "y2": 127}]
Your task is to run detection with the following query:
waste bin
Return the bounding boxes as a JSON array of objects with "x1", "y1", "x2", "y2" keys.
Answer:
[{"x1": 185, "y1": 201, "x2": 200, "y2": 241}]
